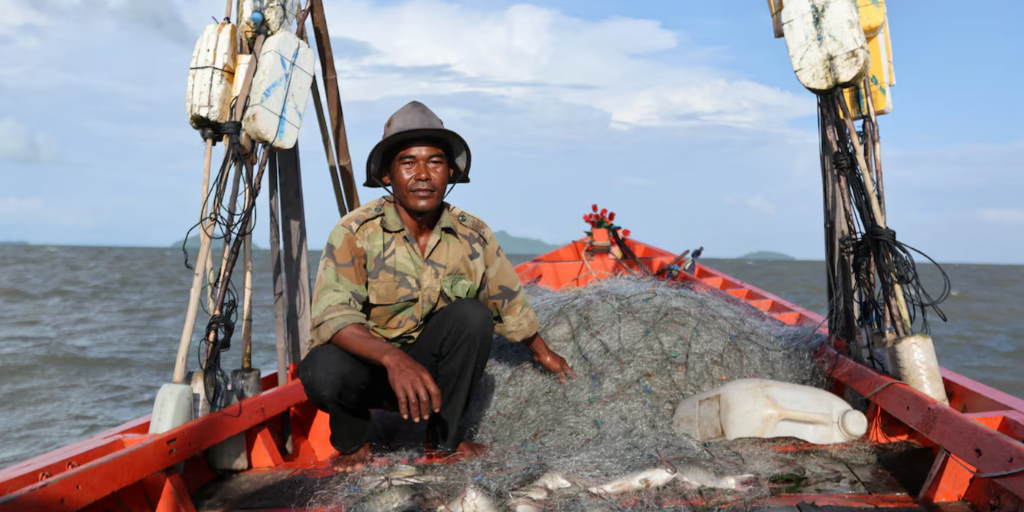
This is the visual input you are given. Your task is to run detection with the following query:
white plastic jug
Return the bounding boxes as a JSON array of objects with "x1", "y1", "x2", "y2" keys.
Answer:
[
  {"x1": 186, "y1": 22, "x2": 238, "y2": 129},
  {"x1": 672, "y1": 379, "x2": 867, "y2": 445},
  {"x1": 243, "y1": 32, "x2": 314, "y2": 150}
]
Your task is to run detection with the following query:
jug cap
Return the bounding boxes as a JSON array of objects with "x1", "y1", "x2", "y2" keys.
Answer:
[{"x1": 838, "y1": 410, "x2": 868, "y2": 439}]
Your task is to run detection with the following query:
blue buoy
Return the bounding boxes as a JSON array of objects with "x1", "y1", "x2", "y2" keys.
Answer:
[{"x1": 251, "y1": 11, "x2": 265, "y2": 25}]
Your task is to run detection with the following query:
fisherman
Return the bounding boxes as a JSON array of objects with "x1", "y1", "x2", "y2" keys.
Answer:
[{"x1": 299, "y1": 101, "x2": 575, "y2": 473}]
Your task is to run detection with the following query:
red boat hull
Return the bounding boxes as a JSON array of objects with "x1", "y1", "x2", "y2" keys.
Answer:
[{"x1": 1, "y1": 238, "x2": 1021, "y2": 511}]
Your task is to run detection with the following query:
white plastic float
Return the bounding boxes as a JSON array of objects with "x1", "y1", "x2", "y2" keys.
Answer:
[
  {"x1": 241, "y1": 0, "x2": 300, "y2": 36},
  {"x1": 887, "y1": 334, "x2": 949, "y2": 405},
  {"x1": 672, "y1": 378, "x2": 868, "y2": 444},
  {"x1": 780, "y1": 0, "x2": 869, "y2": 92},
  {"x1": 186, "y1": 22, "x2": 238, "y2": 129},
  {"x1": 243, "y1": 32, "x2": 315, "y2": 150}
]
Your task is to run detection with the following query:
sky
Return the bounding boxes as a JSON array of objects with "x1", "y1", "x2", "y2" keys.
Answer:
[{"x1": 0, "y1": 0, "x2": 1021, "y2": 263}]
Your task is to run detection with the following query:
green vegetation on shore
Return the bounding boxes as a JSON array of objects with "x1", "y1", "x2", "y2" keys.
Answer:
[
  {"x1": 740, "y1": 251, "x2": 795, "y2": 261},
  {"x1": 494, "y1": 230, "x2": 559, "y2": 255}
]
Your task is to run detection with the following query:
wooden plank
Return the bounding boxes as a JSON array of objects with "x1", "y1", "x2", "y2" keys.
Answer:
[
  {"x1": 847, "y1": 462, "x2": 910, "y2": 495},
  {"x1": 277, "y1": 148, "x2": 312, "y2": 361},
  {"x1": 797, "y1": 456, "x2": 869, "y2": 495}
]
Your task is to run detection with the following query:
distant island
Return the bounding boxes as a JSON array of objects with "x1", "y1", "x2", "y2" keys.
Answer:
[
  {"x1": 0, "y1": 241, "x2": 29, "y2": 246},
  {"x1": 740, "y1": 251, "x2": 795, "y2": 261},
  {"x1": 172, "y1": 234, "x2": 261, "y2": 250},
  {"x1": 494, "y1": 230, "x2": 559, "y2": 255}
]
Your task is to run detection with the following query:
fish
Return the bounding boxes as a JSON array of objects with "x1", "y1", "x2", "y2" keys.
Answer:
[
  {"x1": 587, "y1": 468, "x2": 676, "y2": 495},
  {"x1": 506, "y1": 472, "x2": 572, "y2": 511},
  {"x1": 674, "y1": 464, "x2": 755, "y2": 491},
  {"x1": 437, "y1": 486, "x2": 498, "y2": 512},
  {"x1": 587, "y1": 464, "x2": 756, "y2": 495},
  {"x1": 353, "y1": 485, "x2": 425, "y2": 512}
]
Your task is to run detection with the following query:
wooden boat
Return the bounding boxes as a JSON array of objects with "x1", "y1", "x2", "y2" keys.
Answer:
[{"x1": 1, "y1": 237, "x2": 1022, "y2": 512}]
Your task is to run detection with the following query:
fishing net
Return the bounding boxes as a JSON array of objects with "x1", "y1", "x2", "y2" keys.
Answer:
[{"x1": 305, "y1": 277, "x2": 860, "y2": 511}]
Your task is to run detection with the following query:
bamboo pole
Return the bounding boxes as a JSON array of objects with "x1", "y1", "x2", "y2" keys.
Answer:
[
  {"x1": 836, "y1": 96, "x2": 912, "y2": 335},
  {"x1": 240, "y1": 166, "x2": 255, "y2": 370},
  {"x1": 173, "y1": 139, "x2": 216, "y2": 385},
  {"x1": 210, "y1": 161, "x2": 244, "y2": 312},
  {"x1": 203, "y1": 151, "x2": 270, "y2": 361},
  {"x1": 268, "y1": 157, "x2": 289, "y2": 386}
]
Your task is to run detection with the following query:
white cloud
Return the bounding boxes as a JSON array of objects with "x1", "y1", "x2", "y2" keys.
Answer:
[
  {"x1": 325, "y1": 0, "x2": 814, "y2": 130},
  {"x1": 0, "y1": 197, "x2": 44, "y2": 218},
  {"x1": 977, "y1": 208, "x2": 1024, "y2": 225},
  {"x1": 0, "y1": 118, "x2": 52, "y2": 164},
  {"x1": 0, "y1": 196, "x2": 100, "y2": 227},
  {"x1": 0, "y1": 0, "x2": 193, "y2": 47},
  {"x1": 726, "y1": 193, "x2": 778, "y2": 215}
]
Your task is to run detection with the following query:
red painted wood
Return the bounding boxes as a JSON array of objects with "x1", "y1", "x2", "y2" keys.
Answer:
[
  {"x1": 142, "y1": 470, "x2": 197, "y2": 512},
  {"x1": 0, "y1": 437, "x2": 126, "y2": 498},
  {"x1": 944, "y1": 369, "x2": 1024, "y2": 415},
  {"x1": 825, "y1": 346, "x2": 1024, "y2": 498},
  {"x1": 920, "y1": 450, "x2": 975, "y2": 503},
  {"x1": 0, "y1": 380, "x2": 306, "y2": 512},
  {"x1": 248, "y1": 424, "x2": 285, "y2": 468}
]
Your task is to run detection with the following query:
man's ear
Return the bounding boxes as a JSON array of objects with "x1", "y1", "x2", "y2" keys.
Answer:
[{"x1": 381, "y1": 169, "x2": 391, "y2": 186}]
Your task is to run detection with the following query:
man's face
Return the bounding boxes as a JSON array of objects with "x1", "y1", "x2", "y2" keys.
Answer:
[{"x1": 383, "y1": 143, "x2": 452, "y2": 215}]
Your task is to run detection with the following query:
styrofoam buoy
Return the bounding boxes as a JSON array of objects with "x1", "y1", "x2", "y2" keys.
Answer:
[
  {"x1": 887, "y1": 334, "x2": 949, "y2": 405},
  {"x1": 186, "y1": 22, "x2": 238, "y2": 129},
  {"x1": 780, "y1": 0, "x2": 869, "y2": 92},
  {"x1": 149, "y1": 383, "x2": 194, "y2": 434},
  {"x1": 242, "y1": 0, "x2": 299, "y2": 35},
  {"x1": 243, "y1": 32, "x2": 314, "y2": 149}
]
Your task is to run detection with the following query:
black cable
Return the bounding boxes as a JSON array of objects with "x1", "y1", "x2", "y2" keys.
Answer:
[{"x1": 824, "y1": 93, "x2": 951, "y2": 340}]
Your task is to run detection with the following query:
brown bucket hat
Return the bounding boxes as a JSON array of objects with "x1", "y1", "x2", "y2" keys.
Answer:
[{"x1": 364, "y1": 101, "x2": 471, "y2": 188}]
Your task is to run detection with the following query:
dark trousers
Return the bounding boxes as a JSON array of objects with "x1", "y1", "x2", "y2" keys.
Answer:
[{"x1": 299, "y1": 299, "x2": 493, "y2": 454}]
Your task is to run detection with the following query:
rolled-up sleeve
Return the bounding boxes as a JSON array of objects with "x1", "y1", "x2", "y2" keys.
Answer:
[
  {"x1": 480, "y1": 228, "x2": 540, "y2": 342},
  {"x1": 310, "y1": 225, "x2": 368, "y2": 348}
]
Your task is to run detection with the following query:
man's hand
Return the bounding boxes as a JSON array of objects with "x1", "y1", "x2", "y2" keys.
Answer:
[
  {"x1": 524, "y1": 333, "x2": 576, "y2": 382},
  {"x1": 382, "y1": 351, "x2": 442, "y2": 422}
]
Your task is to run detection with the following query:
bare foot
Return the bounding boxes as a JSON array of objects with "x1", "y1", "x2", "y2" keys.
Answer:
[
  {"x1": 425, "y1": 440, "x2": 489, "y2": 463},
  {"x1": 330, "y1": 444, "x2": 372, "y2": 473},
  {"x1": 454, "y1": 440, "x2": 489, "y2": 459}
]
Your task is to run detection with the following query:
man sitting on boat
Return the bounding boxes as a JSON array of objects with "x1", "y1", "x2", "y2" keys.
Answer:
[{"x1": 300, "y1": 101, "x2": 575, "y2": 472}]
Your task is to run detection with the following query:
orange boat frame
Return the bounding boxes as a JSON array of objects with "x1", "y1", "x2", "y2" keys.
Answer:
[{"x1": 1, "y1": 238, "x2": 1022, "y2": 511}]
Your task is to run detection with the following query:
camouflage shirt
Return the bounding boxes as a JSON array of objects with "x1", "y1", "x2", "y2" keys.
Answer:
[{"x1": 310, "y1": 195, "x2": 540, "y2": 348}]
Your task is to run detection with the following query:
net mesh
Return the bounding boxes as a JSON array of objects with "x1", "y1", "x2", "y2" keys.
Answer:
[{"x1": 306, "y1": 277, "x2": 864, "y2": 511}]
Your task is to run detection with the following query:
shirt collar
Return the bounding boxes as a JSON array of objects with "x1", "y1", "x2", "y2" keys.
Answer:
[{"x1": 380, "y1": 195, "x2": 457, "y2": 233}]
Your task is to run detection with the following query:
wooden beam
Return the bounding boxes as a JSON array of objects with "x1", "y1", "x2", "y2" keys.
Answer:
[
  {"x1": 267, "y1": 157, "x2": 289, "y2": 386},
  {"x1": 277, "y1": 147, "x2": 313, "y2": 361},
  {"x1": 825, "y1": 345, "x2": 1024, "y2": 499},
  {"x1": 310, "y1": 0, "x2": 360, "y2": 211}
]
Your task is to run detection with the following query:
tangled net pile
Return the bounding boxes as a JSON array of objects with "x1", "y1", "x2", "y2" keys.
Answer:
[{"x1": 308, "y1": 277, "x2": 847, "y2": 511}]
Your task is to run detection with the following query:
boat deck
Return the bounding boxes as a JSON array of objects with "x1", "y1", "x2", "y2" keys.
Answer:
[{"x1": 191, "y1": 440, "x2": 961, "y2": 511}]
